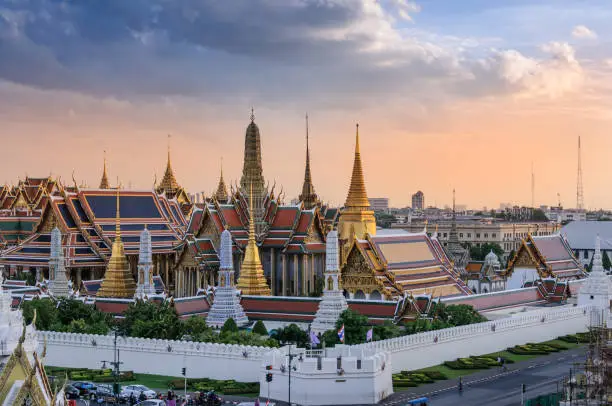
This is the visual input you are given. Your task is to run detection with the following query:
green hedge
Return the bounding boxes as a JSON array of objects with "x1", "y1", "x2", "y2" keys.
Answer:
[
  {"x1": 167, "y1": 378, "x2": 259, "y2": 395},
  {"x1": 507, "y1": 343, "x2": 565, "y2": 355}
]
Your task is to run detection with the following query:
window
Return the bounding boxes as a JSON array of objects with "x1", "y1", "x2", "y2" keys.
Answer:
[
  {"x1": 357, "y1": 359, "x2": 362, "y2": 369},
  {"x1": 476, "y1": 233, "x2": 480, "y2": 238},
  {"x1": 459, "y1": 233, "x2": 464, "y2": 238},
  {"x1": 467, "y1": 233, "x2": 471, "y2": 238},
  {"x1": 484, "y1": 233, "x2": 488, "y2": 238},
  {"x1": 584, "y1": 250, "x2": 589, "y2": 259},
  {"x1": 492, "y1": 233, "x2": 496, "y2": 238},
  {"x1": 443, "y1": 233, "x2": 447, "y2": 237}
]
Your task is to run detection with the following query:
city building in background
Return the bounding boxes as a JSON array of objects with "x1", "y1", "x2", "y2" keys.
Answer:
[
  {"x1": 411, "y1": 190, "x2": 425, "y2": 210},
  {"x1": 368, "y1": 197, "x2": 389, "y2": 212}
]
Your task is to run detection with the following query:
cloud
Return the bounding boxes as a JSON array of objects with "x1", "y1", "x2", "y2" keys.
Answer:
[{"x1": 572, "y1": 25, "x2": 597, "y2": 39}]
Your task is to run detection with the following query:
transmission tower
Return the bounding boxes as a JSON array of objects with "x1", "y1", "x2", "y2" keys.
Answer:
[{"x1": 577, "y1": 136, "x2": 584, "y2": 210}]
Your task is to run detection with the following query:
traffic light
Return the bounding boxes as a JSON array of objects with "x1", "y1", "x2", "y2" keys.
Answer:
[
  {"x1": 266, "y1": 373, "x2": 273, "y2": 382},
  {"x1": 181, "y1": 367, "x2": 186, "y2": 376},
  {"x1": 265, "y1": 365, "x2": 273, "y2": 371},
  {"x1": 522, "y1": 384, "x2": 526, "y2": 393}
]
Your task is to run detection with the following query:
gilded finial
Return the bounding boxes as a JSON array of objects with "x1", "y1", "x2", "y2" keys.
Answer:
[{"x1": 115, "y1": 184, "x2": 121, "y2": 239}]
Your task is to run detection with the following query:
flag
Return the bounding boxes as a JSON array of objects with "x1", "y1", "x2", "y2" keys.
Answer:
[
  {"x1": 309, "y1": 330, "x2": 320, "y2": 346},
  {"x1": 366, "y1": 328, "x2": 373, "y2": 342},
  {"x1": 338, "y1": 324, "x2": 345, "y2": 343}
]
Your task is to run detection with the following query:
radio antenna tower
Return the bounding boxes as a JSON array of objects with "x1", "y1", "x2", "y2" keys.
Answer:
[{"x1": 577, "y1": 136, "x2": 584, "y2": 210}]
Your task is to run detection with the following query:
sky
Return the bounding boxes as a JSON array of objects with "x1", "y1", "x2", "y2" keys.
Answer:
[{"x1": 1, "y1": 0, "x2": 611, "y2": 210}]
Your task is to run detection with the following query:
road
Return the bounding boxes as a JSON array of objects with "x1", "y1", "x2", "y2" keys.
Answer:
[{"x1": 385, "y1": 347, "x2": 585, "y2": 406}]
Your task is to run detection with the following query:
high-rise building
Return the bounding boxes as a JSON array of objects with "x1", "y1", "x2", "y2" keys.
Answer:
[
  {"x1": 412, "y1": 191, "x2": 425, "y2": 210},
  {"x1": 368, "y1": 198, "x2": 389, "y2": 212}
]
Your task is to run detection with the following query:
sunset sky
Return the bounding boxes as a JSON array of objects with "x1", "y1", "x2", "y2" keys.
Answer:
[{"x1": 1, "y1": 0, "x2": 611, "y2": 209}]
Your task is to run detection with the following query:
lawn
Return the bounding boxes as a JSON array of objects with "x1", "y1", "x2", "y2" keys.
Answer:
[{"x1": 131, "y1": 373, "x2": 180, "y2": 390}]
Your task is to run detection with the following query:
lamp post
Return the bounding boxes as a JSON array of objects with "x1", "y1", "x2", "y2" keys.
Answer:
[
  {"x1": 100, "y1": 328, "x2": 123, "y2": 396},
  {"x1": 281, "y1": 343, "x2": 297, "y2": 406}
]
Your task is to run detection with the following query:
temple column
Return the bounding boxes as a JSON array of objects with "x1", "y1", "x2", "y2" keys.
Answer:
[
  {"x1": 302, "y1": 255, "x2": 307, "y2": 296},
  {"x1": 173, "y1": 269, "x2": 178, "y2": 297},
  {"x1": 76, "y1": 268, "x2": 82, "y2": 289},
  {"x1": 271, "y1": 248, "x2": 276, "y2": 295},
  {"x1": 310, "y1": 254, "x2": 315, "y2": 294},
  {"x1": 293, "y1": 255, "x2": 299, "y2": 296},
  {"x1": 281, "y1": 254, "x2": 287, "y2": 296},
  {"x1": 197, "y1": 267, "x2": 202, "y2": 291}
]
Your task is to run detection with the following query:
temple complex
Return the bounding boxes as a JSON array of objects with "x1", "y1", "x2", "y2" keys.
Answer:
[
  {"x1": 464, "y1": 250, "x2": 506, "y2": 294},
  {"x1": 97, "y1": 190, "x2": 137, "y2": 298},
  {"x1": 505, "y1": 233, "x2": 586, "y2": 289},
  {"x1": 207, "y1": 229, "x2": 249, "y2": 327}
]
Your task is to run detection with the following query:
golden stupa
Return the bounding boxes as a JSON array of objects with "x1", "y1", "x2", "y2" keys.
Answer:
[
  {"x1": 338, "y1": 123, "x2": 376, "y2": 244},
  {"x1": 236, "y1": 185, "x2": 271, "y2": 296},
  {"x1": 97, "y1": 188, "x2": 137, "y2": 298}
]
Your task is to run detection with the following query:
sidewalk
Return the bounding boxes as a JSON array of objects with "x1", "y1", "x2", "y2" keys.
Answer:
[{"x1": 382, "y1": 346, "x2": 585, "y2": 405}]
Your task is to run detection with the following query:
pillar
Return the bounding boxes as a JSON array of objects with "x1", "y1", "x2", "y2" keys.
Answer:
[
  {"x1": 76, "y1": 268, "x2": 82, "y2": 289},
  {"x1": 293, "y1": 255, "x2": 299, "y2": 296},
  {"x1": 281, "y1": 254, "x2": 287, "y2": 296},
  {"x1": 302, "y1": 255, "x2": 307, "y2": 296},
  {"x1": 310, "y1": 254, "x2": 315, "y2": 294},
  {"x1": 173, "y1": 269, "x2": 178, "y2": 297},
  {"x1": 271, "y1": 248, "x2": 276, "y2": 296}
]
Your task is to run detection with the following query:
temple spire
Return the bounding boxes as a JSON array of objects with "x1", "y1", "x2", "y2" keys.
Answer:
[
  {"x1": 97, "y1": 186, "x2": 136, "y2": 298},
  {"x1": 156, "y1": 134, "x2": 185, "y2": 201},
  {"x1": 236, "y1": 183, "x2": 271, "y2": 296},
  {"x1": 99, "y1": 151, "x2": 110, "y2": 189},
  {"x1": 240, "y1": 108, "x2": 267, "y2": 234},
  {"x1": 299, "y1": 113, "x2": 318, "y2": 209},
  {"x1": 215, "y1": 157, "x2": 229, "y2": 202},
  {"x1": 344, "y1": 123, "x2": 370, "y2": 209}
]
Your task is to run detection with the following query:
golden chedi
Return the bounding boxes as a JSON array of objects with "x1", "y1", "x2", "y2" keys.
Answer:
[
  {"x1": 338, "y1": 123, "x2": 377, "y2": 244},
  {"x1": 236, "y1": 185, "x2": 271, "y2": 296},
  {"x1": 97, "y1": 190, "x2": 137, "y2": 298}
]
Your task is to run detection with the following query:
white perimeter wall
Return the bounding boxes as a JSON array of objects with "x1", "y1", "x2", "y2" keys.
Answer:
[
  {"x1": 352, "y1": 305, "x2": 592, "y2": 373},
  {"x1": 39, "y1": 305, "x2": 593, "y2": 382},
  {"x1": 39, "y1": 331, "x2": 269, "y2": 382}
]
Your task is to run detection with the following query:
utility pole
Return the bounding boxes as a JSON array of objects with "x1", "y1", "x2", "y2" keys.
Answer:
[{"x1": 100, "y1": 329, "x2": 123, "y2": 396}]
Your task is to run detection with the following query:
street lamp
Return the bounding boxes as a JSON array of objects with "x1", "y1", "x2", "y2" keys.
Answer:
[
  {"x1": 280, "y1": 342, "x2": 297, "y2": 405},
  {"x1": 100, "y1": 328, "x2": 124, "y2": 396}
]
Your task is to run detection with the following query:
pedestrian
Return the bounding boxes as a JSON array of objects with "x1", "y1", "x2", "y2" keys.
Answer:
[
  {"x1": 458, "y1": 377, "x2": 463, "y2": 393},
  {"x1": 255, "y1": 398, "x2": 260, "y2": 406}
]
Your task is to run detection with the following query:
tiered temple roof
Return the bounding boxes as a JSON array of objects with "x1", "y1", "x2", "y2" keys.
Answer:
[
  {"x1": 505, "y1": 233, "x2": 586, "y2": 282},
  {"x1": 0, "y1": 188, "x2": 187, "y2": 270},
  {"x1": 341, "y1": 231, "x2": 472, "y2": 300}
]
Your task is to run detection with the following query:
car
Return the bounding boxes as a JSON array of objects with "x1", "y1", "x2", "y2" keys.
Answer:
[
  {"x1": 71, "y1": 381, "x2": 97, "y2": 396},
  {"x1": 94, "y1": 385, "x2": 117, "y2": 403},
  {"x1": 135, "y1": 400, "x2": 165, "y2": 406},
  {"x1": 64, "y1": 384, "x2": 80, "y2": 400},
  {"x1": 120, "y1": 384, "x2": 157, "y2": 400}
]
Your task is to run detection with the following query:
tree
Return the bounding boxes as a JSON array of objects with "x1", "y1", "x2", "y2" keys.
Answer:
[
  {"x1": 321, "y1": 330, "x2": 338, "y2": 347},
  {"x1": 252, "y1": 320, "x2": 268, "y2": 336},
  {"x1": 469, "y1": 243, "x2": 504, "y2": 261},
  {"x1": 221, "y1": 318, "x2": 239, "y2": 335},
  {"x1": 22, "y1": 298, "x2": 58, "y2": 330},
  {"x1": 182, "y1": 316, "x2": 210, "y2": 339},
  {"x1": 120, "y1": 300, "x2": 182, "y2": 340},
  {"x1": 336, "y1": 309, "x2": 369, "y2": 345},
  {"x1": 531, "y1": 209, "x2": 548, "y2": 221},
  {"x1": 374, "y1": 212, "x2": 396, "y2": 229},
  {"x1": 373, "y1": 320, "x2": 402, "y2": 341},
  {"x1": 271, "y1": 324, "x2": 308, "y2": 347}
]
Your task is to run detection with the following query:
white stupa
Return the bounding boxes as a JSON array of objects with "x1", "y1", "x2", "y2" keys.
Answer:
[
  {"x1": 48, "y1": 227, "x2": 71, "y2": 298},
  {"x1": 135, "y1": 226, "x2": 156, "y2": 300},
  {"x1": 578, "y1": 236, "x2": 612, "y2": 317},
  {"x1": 206, "y1": 229, "x2": 249, "y2": 328},
  {"x1": 311, "y1": 230, "x2": 348, "y2": 335}
]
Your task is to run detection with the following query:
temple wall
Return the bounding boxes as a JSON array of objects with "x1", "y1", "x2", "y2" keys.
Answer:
[
  {"x1": 38, "y1": 331, "x2": 269, "y2": 382},
  {"x1": 260, "y1": 346, "x2": 393, "y2": 406},
  {"x1": 351, "y1": 305, "x2": 592, "y2": 373}
]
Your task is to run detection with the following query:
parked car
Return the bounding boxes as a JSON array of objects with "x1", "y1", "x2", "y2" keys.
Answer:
[
  {"x1": 135, "y1": 400, "x2": 165, "y2": 406},
  {"x1": 94, "y1": 385, "x2": 117, "y2": 403},
  {"x1": 71, "y1": 381, "x2": 97, "y2": 396},
  {"x1": 120, "y1": 384, "x2": 156, "y2": 400},
  {"x1": 64, "y1": 384, "x2": 80, "y2": 400}
]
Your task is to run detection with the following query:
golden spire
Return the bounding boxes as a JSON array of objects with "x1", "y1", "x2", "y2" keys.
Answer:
[
  {"x1": 215, "y1": 157, "x2": 229, "y2": 202},
  {"x1": 344, "y1": 123, "x2": 370, "y2": 209},
  {"x1": 299, "y1": 113, "x2": 318, "y2": 209},
  {"x1": 99, "y1": 150, "x2": 110, "y2": 189},
  {"x1": 157, "y1": 134, "x2": 180, "y2": 196},
  {"x1": 236, "y1": 183, "x2": 271, "y2": 296},
  {"x1": 97, "y1": 186, "x2": 136, "y2": 298}
]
